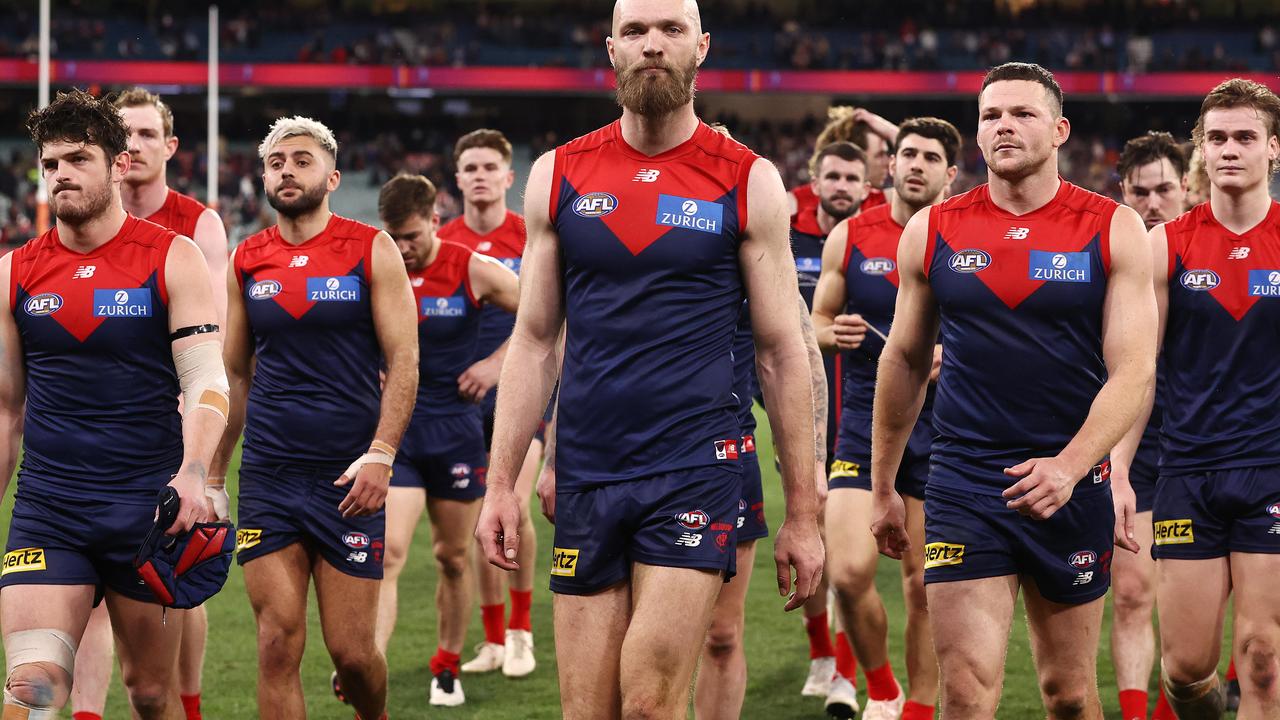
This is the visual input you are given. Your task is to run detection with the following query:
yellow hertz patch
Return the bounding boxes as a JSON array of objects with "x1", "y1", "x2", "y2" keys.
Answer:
[
  {"x1": 828, "y1": 460, "x2": 861, "y2": 480},
  {"x1": 923, "y1": 542, "x2": 965, "y2": 569},
  {"x1": 1154, "y1": 519, "x2": 1195, "y2": 545},
  {"x1": 236, "y1": 529, "x2": 263, "y2": 552},
  {"x1": 2, "y1": 548, "x2": 46, "y2": 576},
  {"x1": 551, "y1": 548, "x2": 579, "y2": 577}
]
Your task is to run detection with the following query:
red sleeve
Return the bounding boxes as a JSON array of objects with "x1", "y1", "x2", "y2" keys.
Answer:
[
  {"x1": 157, "y1": 232, "x2": 175, "y2": 308},
  {"x1": 548, "y1": 148, "x2": 566, "y2": 226},
  {"x1": 232, "y1": 241, "x2": 247, "y2": 293},
  {"x1": 363, "y1": 228, "x2": 377, "y2": 286},
  {"x1": 735, "y1": 154, "x2": 757, "y2": 237},
  {"x1": 1166, "y1": 224, "x2": 1178, "y2": 280},
  {"x1": 1098, "y1": 201, "x2": 1119, "y2": 277},
  {"x1": 840, "y1": 223, "x2": 856, "y2": 275},
  {"x1": 463, "y1": 253, "x2": 482, "y2": 309},
  {"x1": 922, "y1": 206, "x2": 940, "y2": 279}
]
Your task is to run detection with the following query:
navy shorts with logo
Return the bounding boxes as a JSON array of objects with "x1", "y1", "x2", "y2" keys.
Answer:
[
  {"x1": 392, "y1": 412, "x2": 487, "y2": 501},
  {"x1": 549, "y1": 464, "x2": 742, "y2": 595},
  {"x1": 737, "y1": 443, "x2": 769, "y2": 544},
  {"x1": 923, "y1": 466, "x2": 1115, "y2": 605},
  {"x1": 829, "y1": 416, "x2": 930, "y2": 500},
  {"x1": 1152, "y1": 466, "x2": 1280, "y2": 560},
  {"x1": 236, "y1": 461, "x2": 386, "y2": 580},
  {"x1": 1, "y1": 481, "x2": 170, "y2": 604},
  {"x1": 1130, "y1": 440, "x2": 1159, "y2": 514}
]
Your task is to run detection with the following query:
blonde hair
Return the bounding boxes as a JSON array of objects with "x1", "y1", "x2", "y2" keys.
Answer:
[
  {"x1": 114, "y1": 87, "x2": 175, "y2": 138},
  {"x1": 257, "y1": 116, "x2": 338, "y2": 161}
]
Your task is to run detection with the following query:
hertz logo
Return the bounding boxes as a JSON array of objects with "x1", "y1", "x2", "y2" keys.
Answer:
[
  {"x1": 828, "y1": 460, "x2": 860, "y2": 480},
  {"x1": 551, "y1": 548, "x2": 579, "y2": 577},
  {"x1": 2, "y1": 548, "x2": 46, "y2": 576},
  {"x1": 236, "y1": 529, "x2": 263, "y2": 552},
  {"x1": 1154, "y1": 519, "x2": 1194, "y2": 545},
  {"x1": 923, "y1": 542, "x2": 965, "y2": 569}
]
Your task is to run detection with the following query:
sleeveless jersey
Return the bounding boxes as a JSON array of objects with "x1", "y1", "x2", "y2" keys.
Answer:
[
  {"x1": 438, "y1": 210, "x2": 526, "y2": 361},
  {"x1": 235, "y1": 214, "x2": 382, "y2": 467},
  {"x1": 551, "y1": 120, "x2": 757, "y2": 488},
  {"x1": 926, "y1": 182, "x2": 1118, "y2": 492},
  {"x1": 146, "y1": 188, "x2": 206, "y2": 239},
  {"x1": 791, "y1": 187, "x2": 886, "y2": 309},
  {"x1": 1160, "y1": 200, "x2": 1280, "y2": 472},
  {"x1": 11, "y1": 217, "x2": 181, "y2": 500},
  {"x1": 790, "y1": 184, "x2": 885, "y2": 230},
  {"x1": 731, "y1": 302, "x2": 757, "y2": 437},
  {"x1": 407, "y1": 241, "x2": 483, "y2": 417}
]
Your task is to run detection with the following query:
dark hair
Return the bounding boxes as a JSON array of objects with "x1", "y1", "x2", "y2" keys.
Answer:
[
  {"x1": 811, "y1": 142, "x2": 867, "y2": 176},
  {"x1": 27, "y1": 88, "x2": 129, "y2": 162},
  {"x1": 1117, "y1": 131, "x2": 1188, "y2": 183},
  {"x1": 114, "y1": 87, "x2": 175, "y2": 138},
  {"x1": 1193, "y1": 77, "x2": 1280, "y2": 175},
  {"x1": 981, "y1": 62, "x2": 1064, "y2": 117},
  {"x1": 454, "y1": 128, "x2": 513, "y2": 165},
  {"x1": 378, "y1": 173, "x2": 438, "y2": 227},
  {"x1": 896, "y1": 117, "x2": 963, "y2": 166}
]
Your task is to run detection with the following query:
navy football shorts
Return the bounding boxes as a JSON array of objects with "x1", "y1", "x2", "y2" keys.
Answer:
[
  {"x1": 549, "y1": 464, "x2": 742, "y2": 595},
  {"x1": 1152, "y1": 466, "x2": 1280, "y2": 560},
  {"x1": 737, "y1": 439, "x2": 768, "y2": 544},
  {"x1": 1130, "y1": 439, "x2": 1160, "y2": 514},
  {"x1": 2, "y1": 481, "x2": 171, "y2": 604},
  {"x1": 922, "y1": 466, "x2": 1114, "y2": 605},
  {"x1": 236, "y1": 461, "x2": 385, "y2": 580},
  {"x1": 829, "y1": 414, "x2": 930, "y2": 500},
  {"x1": 391, "y1": 412, "x2": 487, "y2": 501}
]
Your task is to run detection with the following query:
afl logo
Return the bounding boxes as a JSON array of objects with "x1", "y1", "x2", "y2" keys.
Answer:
[
  {"x1": 675, "y1": 509, "x2": 710, "y2": 531},
  {"x1": 1068, "y1": 550, "x2": 1097, "y2": 569},
  {"x1": 23, "y1": 292, "x2": 63, "y2": 317},
  {"x1": 949, "y1": 249, "x2": 991, "y2": 273},
  {"x1": 249, "y1": 280, "x2": 282, "y2": 300},
  {"x1": 861, "y1": 257, "x2": 896, "y2": 275},
  {"x1": 1267, "y1": 503, "x2": 1280, "y2": 519},
  {"x1": 1180, "y1": 269, "x2": 1220, "y2": 291},
  {"x1": 573, "y1": 192, "x2": 618, "y2": 218},
  {"x1": 342, "y1": 532, "x2": 370, "y2": 550}
]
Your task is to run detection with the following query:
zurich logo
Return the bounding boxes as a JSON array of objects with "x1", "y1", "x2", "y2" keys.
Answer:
[
  {"x1": 1052, "y1": 254, "x2": 1068, "y2": 269},
  {"x1": 114, "y1": 290, "x2": 129, "y2": 304},
  {"x1": 682, "y1": 199, "x2": 699, "y2": 215},
  {"x1": 1270, "y1": 271, "x2": 1280, "y2": 285}
]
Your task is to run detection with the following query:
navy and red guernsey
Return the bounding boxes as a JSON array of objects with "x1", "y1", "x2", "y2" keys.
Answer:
[
  {"x1": 926, "y1": 181, "x2": 1118, "y2": 493},
  {"x1": 408, "y1": 241, "x2": 483, "y2": 415},
  {"x1": 731, "y1": 303, "x2": 757, "y2": 439},
  {"x1": 146, "y1": 188, "x2": 206, "y2": 239},
  {"x1": 11, "y1": 217, "x2": 182, "y2": 501},
  {"x1": 550, "y1": 120, "x2": 757, "y2": 489},
  {"x1": 439, "y1": 210, "x2": 526, "y2": 360},
  {"x1": 235, "y1": 214, "x2": 383, "y2": 467},
  {"x1": 1161, "y1": 201, "x2": 1280, "y2": 472}
]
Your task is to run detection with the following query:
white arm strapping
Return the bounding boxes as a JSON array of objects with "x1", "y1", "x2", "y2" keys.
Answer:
[{"x1": 174, "y1": 340, "x2": 231, "y2": 421}]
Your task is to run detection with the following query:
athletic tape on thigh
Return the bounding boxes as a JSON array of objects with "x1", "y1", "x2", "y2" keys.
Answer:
[
  {"x1": 3, "y1": 629, "x2": 77, "y2": 676},
  {"x1": 2, "y1": 690, "x2": 58, "y2": 719}
]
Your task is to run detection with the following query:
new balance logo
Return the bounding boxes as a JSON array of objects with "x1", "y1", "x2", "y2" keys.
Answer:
[
  {"x1": 288, "y1": 255, "x2": 309, "y2": 268},
  {"x1": 72, "y1": 265, "x2": 96, "y2": 279},
  {"x1": 1004, "y1": 227, "x2": 1030, "y2": 240},
  {"x1": 632, "y1": 169, "x2": 661, "y2": 183},
  {"x1": 1228, "y1": 247, "x2": 1251, "y2": 260}
]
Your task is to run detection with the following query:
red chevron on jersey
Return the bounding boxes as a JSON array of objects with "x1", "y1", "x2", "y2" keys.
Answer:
[
  {"x1": 842, "y1": 204, "x2": 903, "y2": 289},
  {"x1": 439, "y1": 211, "x2": 526, "y2": 261},
  {"x1": 1166, "y1": 201, "x2": 1280, "y2": 322},
  {"x1": 790, "y1": 185, "x2": 886, "y2": 236},
  {"x1": 11, "y1": 216, "x2": 175, "y2": 342},
  {"x1": 146, "y1": 188, "x2": 206, "y2": 238},
  {"x1": 926, "y1": 182, "x2": 1116, "y2": 310},
  {"x1": 234, "y1": 214, "x2": 377, "y2": 320}
]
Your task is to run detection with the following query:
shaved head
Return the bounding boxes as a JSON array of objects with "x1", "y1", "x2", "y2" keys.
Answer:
[{"x1": 613, "y1": 0, "x2": 702, "y2": 35}]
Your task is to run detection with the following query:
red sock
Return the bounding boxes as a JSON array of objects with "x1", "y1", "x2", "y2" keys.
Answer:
[
  {"x1": 864, "y1": 661, "x2": 899, "y2": 701},
  {"x1": 1118, "y1": 689, "x2": 1148, "y2": 720},
  {"x1": 805, "y1": 611, "x2": 836, "y2": 659},
  {"x1": 73, "y1": 714, "x2": 104, "y2": 720},
  {"x1": 1152, "y1": 685, "x2": 1175, "y2": 720},
  {"x1": 179, "y1": 693, "x2": 202, "y2": 720},
  {"x1": 481, "y1": 603, "x2": 505, "y2": 645},
  {"x1": 902, "y1": 701, "x2": 936, "y2": 720},
  {"x1": 429, "y1": 646, "x2": 461, "y2": 676},
  {"x1": 834, "y1": 631, "x2": 857, "y2": 684},
  {"x1": 1227, "y1": 657, "x2": 1237, "y2": 681},
  {"x1": 508, "y1": 589, "x2": 533, "y2": 632}
]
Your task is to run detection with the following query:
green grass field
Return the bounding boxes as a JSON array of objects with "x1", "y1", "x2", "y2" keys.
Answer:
[{"x1": 1, "y1": 407, "x2": 1234, "y2": 718}]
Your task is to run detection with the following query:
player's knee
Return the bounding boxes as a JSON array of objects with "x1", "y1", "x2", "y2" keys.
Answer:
[
  {"x1": 1240, "y1": 633, "x2": 1279, "y2": 693},
  {"x1": 255, "y1": 620, "x2": 305, "y2": 674},
  {"x1": 702, "y1": 617, "x2": 742, "y2": 661},
  {"x1": 4, "y1": 663, "x2": 65, "y2": 712},
  {"x1": 383, "y1": 541, "x2": 410, "y2": 575},
  {"x1": 621, "y1": 689, "x2": 673, "y2": 720},
  {"x1": 121, "y1": 679, "x2": 170, "y2": 718},
  {"x1": 939, "y1": 659, "x2": 1000, "y2": 703},
  {"x1": 829, "y1": 559, "x2": 876, "y2": 599},
  {"x1": 1110, "y1": 574, "x2": 1153, "y2": 620},
  {"x1": 901, "y1": 569, "x2": 928, "y2": 615},
  {"x1": 1040, "y1": 681, "x2": 1091, "y2": 720},
  {"x1": 330, "y1": 642, "x2": 381, "y2": 681},
  {"x1": 432, "y1": 542, "x2": 469, "y2": 580}
]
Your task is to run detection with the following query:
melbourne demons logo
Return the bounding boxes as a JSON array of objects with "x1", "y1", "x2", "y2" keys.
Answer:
[
  {"x1": 949, "y1": 249, "x2": 991, "y2": 274},
  {"x1": 573, "y1": 192, "x2": 618, "y2": 218},
  {"x1": 23, "y1": 292, "x2": 63, "y2": 317},
  {"x1": 1180, "y1": 269, "x2": 1220, "y2": 291},
  {"x1": 860, "y1": 257, "x2": 896, "y2": 275}
]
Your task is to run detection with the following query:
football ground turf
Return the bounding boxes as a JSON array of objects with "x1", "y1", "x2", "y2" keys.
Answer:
[{"x1": 1, "y1": 407, "x2": 1234, "y2": 719}]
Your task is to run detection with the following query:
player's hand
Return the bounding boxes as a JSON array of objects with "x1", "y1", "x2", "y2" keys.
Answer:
[
  {"x1": 334, "y1": 463, "x2": 390, "y2": 518},
  {"x1": 1002, "y1": 456, "x2": 1081, "y2": 520},
  {"x1": 1110, "y1": 470, "x2": 1141, "y2": 553},
  {"x1": 457, "y1": 357, "x2": 502, "y2": 404},
  {"x1": 870, "y1": 490, "x2": 910, "y2": 559},
  {"x1": 773, "y1": 517, "x2": 824, "y2": 612},
  {"x1": 536, "y1": 463, "x2": 556, "y2": 524},
  {"x1": 205, "y1": 481, "x2": 231, "y2": 522},
  {"x1": 832, "y1": 313, "x2": 868, "y2": 350},
  {"x1": 851, "y1": 107, "x2": 899, "y2": 142},
  {"x1": 166, "y1": 471, "x2": 211, "y2": 536},
  {"x1": 929, "y1": 344, "x2": 943, "y2": 383},
  {"x1": 476, "y1": 486, "x2": 522, "y2": 570}
]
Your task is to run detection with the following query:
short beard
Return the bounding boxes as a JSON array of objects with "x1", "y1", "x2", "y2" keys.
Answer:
[
  {"x1": 267, "y1": 182, "x2": 327, "y2": 220},
  {"x1": 615, "y1": 56, "x2": 698, "y2": 118},
  {"x1": 819, "y1": 196, "x2": 860, "y2": 222},
  {"x1": 50, "y1": 181, "x2": 114, "y2": 226}
]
